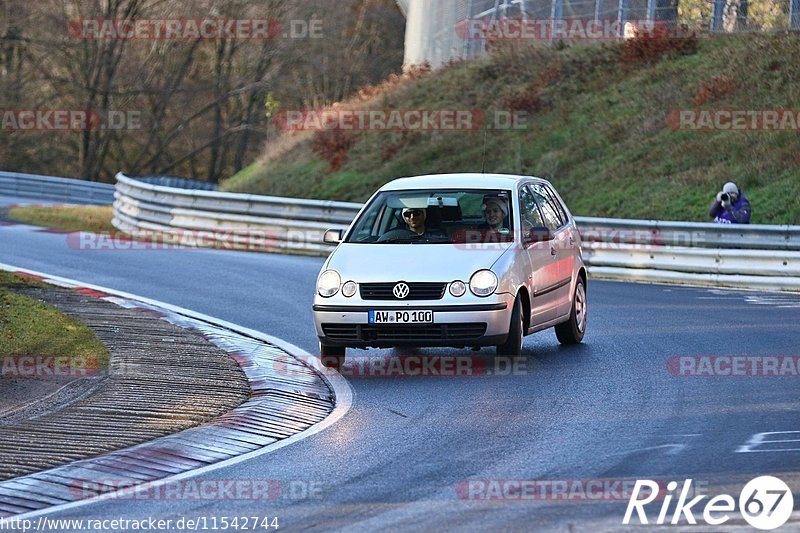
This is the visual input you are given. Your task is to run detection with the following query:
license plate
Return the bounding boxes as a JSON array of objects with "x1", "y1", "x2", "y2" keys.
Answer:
[{"x1": 369, "y1": 310, "x2": 433, "y2": 324}]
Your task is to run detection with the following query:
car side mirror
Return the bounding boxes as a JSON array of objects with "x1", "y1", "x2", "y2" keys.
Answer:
[
  {"x1": 523, "y1": 226, "x2": 554, "y2": 246},
  {"x1": 323, "y1": 229, "x2": 344, "y2": 244}
]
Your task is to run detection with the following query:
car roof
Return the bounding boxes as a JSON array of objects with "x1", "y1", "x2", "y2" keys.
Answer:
[{"x1": 378, "y1": 173, "x2": 548, "y2": 191}]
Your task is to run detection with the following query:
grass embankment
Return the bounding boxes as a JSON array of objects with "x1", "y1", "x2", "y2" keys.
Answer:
[
  {"x1": 0, "y1": 271, "x2": 110, "y2": 371},
  {"x1": 222, "y1": 33, "x2": 800, "y2": 224},
  {"x1": 9, "y1": 205, "x2": 115, "y2": 233}
]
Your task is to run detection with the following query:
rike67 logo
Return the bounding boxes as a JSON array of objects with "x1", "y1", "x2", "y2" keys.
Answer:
[{"x1": 623, "y1": 476, "x2": 794, "y2": 530}]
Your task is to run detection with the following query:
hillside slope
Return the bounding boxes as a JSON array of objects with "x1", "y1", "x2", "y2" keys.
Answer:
[{"x1": 221, "y1": 33, "x2": 800, "y2": 224}]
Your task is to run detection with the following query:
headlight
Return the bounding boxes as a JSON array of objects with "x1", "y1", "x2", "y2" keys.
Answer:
[
  {"x1": 317, "y1": 270, "x2": 341, "y2": 297},
  {"x1": 342, "y1": 281, "x2": 357, "y2": 297},
  {"x1": 449, "y1": 280, "x2": 466, "y2": 297},
  {"x1": 470, "y1": 270, "x2": 498, "y2": 297}
]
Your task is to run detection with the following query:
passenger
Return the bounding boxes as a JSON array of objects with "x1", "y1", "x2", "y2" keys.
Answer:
[
  {"x1": 451, "y1": 196, "x2": 511, "y2": 245},
  {"x1": 481, "y1": 196, "x2": 509, "y2": 231}
]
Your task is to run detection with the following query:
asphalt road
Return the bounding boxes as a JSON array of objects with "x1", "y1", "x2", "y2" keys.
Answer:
[{"x1": 1, "y1": 202, "x2": 799, "y2": 532}]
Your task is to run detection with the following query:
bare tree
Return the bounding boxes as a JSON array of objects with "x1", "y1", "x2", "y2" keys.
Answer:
[{"x1": 0, "y1": 0, "x2": 403, "y2": 182}]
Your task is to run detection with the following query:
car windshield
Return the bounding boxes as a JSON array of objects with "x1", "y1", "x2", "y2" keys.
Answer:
[{"x1": 345, "y1": 189, "x2": 514, "y2": 244}]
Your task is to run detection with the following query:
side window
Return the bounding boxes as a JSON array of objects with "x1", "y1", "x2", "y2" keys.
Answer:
[
  {"x1": 352, "y1": 206, "x2": 380, "y2": 241},
  {"x1": 530, "y1": 184, "x2": 564, "y2": 231},
  {"x1": 518, "y1": 186, "x2": 545, "y2": 229},
  {"x1": 543, "y1": 186, "x2": 568, "y2": 225}
]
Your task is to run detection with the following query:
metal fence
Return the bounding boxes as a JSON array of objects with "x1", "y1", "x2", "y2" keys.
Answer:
[
  {"x1": 0, "y1": 171, "x2": 115, "y2": 205},
  {"x1": 113, "y1": 173, "x2": 800, "y2": 291},
  {"x1": 399, "y1": 0, "x2": 800, "y2": 68}
]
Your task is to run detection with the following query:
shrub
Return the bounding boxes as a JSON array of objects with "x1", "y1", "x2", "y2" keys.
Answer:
[
  {"x1": 312, "y1": 130, "x2": 359, "y2": 172},
  {"x1": 503, "y1": 91, "x2": 542, "y2": 113},
  {"x1": 501, "y1": 64, "x2": 560, "y2": 113},
  {"x1": 381, "y1": 131, "x2": 422, "y2": 162},
  {"x1": 619, "y1": 25, "x2": 698, "y2": 65},
  {"x1": 692, "y1": 75, "x2": 737, "y2": 106},
  {"x1": 352, "y1": 63, "x2": 432, "y2": 103}
]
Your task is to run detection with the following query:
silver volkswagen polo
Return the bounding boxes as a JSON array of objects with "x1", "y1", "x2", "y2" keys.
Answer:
[{"x1": 313, "y1": 173, "x2": 587, "y2": 367}]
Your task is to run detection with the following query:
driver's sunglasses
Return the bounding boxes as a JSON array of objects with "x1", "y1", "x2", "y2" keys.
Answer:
[{"x1": 403, "y1": 210, "x2": 424, "y2": 218}]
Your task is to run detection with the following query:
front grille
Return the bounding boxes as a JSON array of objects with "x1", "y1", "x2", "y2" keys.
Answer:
[
  {"x1": 360, "y1": 282, "x2": 447, "y2": 301},
  {"x1": 322, "y1": 323, "x2": 487, "y2": 343}
]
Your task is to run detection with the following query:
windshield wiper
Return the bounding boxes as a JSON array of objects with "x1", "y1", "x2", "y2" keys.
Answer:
[{"x1": 376, "y1": 235, "x2": 424, "y2": 244}]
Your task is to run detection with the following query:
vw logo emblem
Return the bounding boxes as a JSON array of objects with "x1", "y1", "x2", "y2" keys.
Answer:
[{"x1": 393, "y1": 282, "x2": 410, "y2": 299}]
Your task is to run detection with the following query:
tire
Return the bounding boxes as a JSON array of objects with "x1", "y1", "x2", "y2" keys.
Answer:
[
  {"x1": 495, "y1": 296, "x2": 524, "y2": 357},
  {"x1": 555, "y1": 277, "x2": 586, "y2": 345},
  {"x1": 320, "y1": 343, "x2": 346, "y2": 370}
]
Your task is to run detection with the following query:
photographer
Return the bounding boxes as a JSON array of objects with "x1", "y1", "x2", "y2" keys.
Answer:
[{"x1": 709, "y1": 182, "x2": 751, "y2": 224}]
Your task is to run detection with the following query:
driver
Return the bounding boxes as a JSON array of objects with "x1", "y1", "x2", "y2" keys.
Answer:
[
  {"x1": 402, "y1": 208, "x2": 427, "y2": 235},
  {"x1": 402, "y1": 208, "x2": 447, "y2": 239}
]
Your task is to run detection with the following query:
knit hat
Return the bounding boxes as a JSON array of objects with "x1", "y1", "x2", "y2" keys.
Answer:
[
  {"x1": 402, "y1": 207, "x2": 425, "y2": 217},
  {"x1": 723, "y1": 182, "x2": 738, "y2": 195},
  {"x1": 482, "y1": 196, "x2": 508, "y2": 217}
]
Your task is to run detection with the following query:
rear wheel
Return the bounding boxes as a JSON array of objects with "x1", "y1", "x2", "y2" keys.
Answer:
[
  {"x1": 320, "y1": 343, "x2": 345, "y2": 370},
  {"x1": 555, "y1": 277, "x2": 586, "y2": 345},
  {"x1": 495, "y1": 296, "x2": 524, "y2": 357}
]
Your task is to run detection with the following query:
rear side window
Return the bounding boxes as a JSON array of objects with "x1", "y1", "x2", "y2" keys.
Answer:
[
  {"x1": 529, "y1": 184, "x2": 564, "y2": 231},
  {"x1": 518, "y1": 186, "x2": 545, "y2": 229},
  {"x1": 542, "y1": 185, "x2": 568, "y2": 225}
]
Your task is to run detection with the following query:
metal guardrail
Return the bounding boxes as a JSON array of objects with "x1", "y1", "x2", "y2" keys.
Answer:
[
  {"x1": 113, "y1": 173, "x2": 360, "y2": 256},
  {"x1": 113, "y1": 173, "x2": 800, "y2": 291},
  {"x1": 133, "y1": 175, "x2": 220, "y2": 191},
  {"x1": 0, "y1": 171, "x2": 115, "y2": 205},
  {"x1": 576, "y1": 217, "x2": 800, "y2": 251}
]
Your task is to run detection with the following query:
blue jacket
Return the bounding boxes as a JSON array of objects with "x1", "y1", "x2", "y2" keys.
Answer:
[{"x1": 710, "y1": 190, "x2": 751, "y2": 224}]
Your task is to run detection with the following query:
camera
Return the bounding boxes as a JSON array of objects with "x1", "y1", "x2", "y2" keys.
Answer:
[{"x1": 720, "y1": 192, "x2": 730, "y2": 203}]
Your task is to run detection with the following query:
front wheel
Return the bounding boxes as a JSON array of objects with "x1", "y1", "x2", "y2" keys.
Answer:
[
  {"x1": 555, "y1": 277, "x2": 586, "y2": 345},
  {"x1": 495, "y1": 296, "x2": 523, "y2": 356},
  {"x1": 320, "y1": 343, "x2": 345, "y2": 370}
]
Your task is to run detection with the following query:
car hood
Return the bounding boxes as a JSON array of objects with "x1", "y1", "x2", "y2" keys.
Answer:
[{"x1": 325, "y1": 243, "x2": 512, "y2": 282}]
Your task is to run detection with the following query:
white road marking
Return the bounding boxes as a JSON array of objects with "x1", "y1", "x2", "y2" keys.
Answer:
[
  {"x1": 701, "y1": 289, "x2": 800, "y2": 309},
  {"x1": 611, "y1": 444, "x2": 687, "y2": 456},
  {"x1": 736, "y1": 431, "x2": 800, "y2": 453}
]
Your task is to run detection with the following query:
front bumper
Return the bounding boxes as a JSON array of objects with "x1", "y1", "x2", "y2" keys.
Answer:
[{"x1": 313, "y1": 294, "x2": 515, "y2": 348}]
